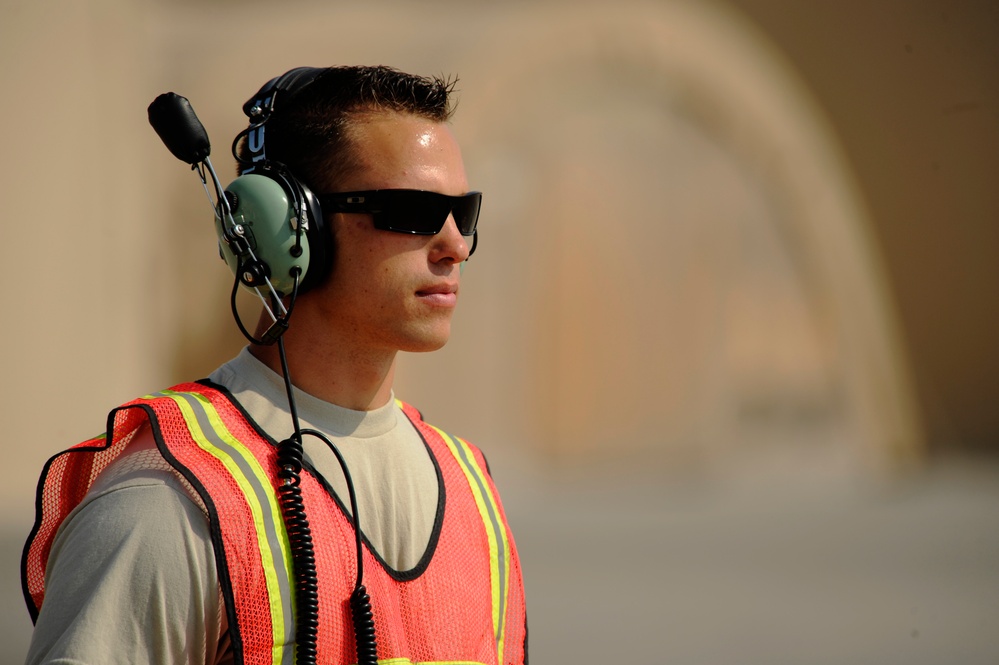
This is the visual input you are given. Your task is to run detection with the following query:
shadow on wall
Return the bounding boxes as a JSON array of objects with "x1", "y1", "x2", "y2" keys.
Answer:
[{"x1": 397, "y1": 1, "x2": 921, "y2": 480}]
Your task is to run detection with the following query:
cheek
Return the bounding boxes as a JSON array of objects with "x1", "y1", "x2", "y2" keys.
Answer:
[
  {"x1": 327, "y1": 217, "x2": 429, "y2": 300},
  {"x1": 329, "y1": 220, "x2": 376, "y2": 283},
  {"x1": 332, "y1": 241, "x2": 405, "y2": 302}
]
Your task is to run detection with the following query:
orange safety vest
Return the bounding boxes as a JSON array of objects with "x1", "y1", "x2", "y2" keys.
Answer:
[{"x1": 22, "y1": 382, "x2": 527, "y2": 665}]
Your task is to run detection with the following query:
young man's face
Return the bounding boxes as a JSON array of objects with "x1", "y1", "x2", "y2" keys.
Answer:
[{"x1": 308, "y1": 111, "x2": 472, "y2": 355}]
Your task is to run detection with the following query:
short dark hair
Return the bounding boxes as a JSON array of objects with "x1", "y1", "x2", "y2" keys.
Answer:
[{"x1": 236, "y1": 65, "x2": 457, "y2": 193}]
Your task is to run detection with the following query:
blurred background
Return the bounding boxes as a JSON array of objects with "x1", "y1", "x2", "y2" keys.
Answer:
[{"x1": 2, "y1": 0, "x2": 997, "y2": 662}]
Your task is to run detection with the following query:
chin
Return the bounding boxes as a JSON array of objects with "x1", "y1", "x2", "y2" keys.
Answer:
[
  {"x1": 400, "y1": 337, "x2": 450, "y2": 354},
  {"x1": 397, "y1": 325, "x2": 452, "y2": 353}
]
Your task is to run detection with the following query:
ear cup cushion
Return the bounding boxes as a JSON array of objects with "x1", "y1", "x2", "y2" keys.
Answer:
[
  {"x1": 296, "y1": 179, "x2": 332, "y2": 293},
  {"x1": 252, "y1": 164, "x2": 332, "y2": 294}
]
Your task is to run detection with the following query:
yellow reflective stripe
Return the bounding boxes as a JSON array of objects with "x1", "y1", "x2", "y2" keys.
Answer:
[
  {"x1": 151, "y1": 390, "x2": 294, "y2": 665},
  {"x1": 433, "y1": 426, "x2": 511, "y2": 665},
  {"x1": 330, "y1": 656, "x2": 489, "y2": 664}
]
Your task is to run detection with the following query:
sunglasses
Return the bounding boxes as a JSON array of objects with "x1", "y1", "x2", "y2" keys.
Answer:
[{"x1": 318, "y1": 189, "x2": 482, "y2": 237}]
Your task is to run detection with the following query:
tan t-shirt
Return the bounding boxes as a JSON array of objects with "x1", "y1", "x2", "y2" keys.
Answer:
[
  {"x1": 25, "y1": 348, "x2": 440, "y2": 665},
  {"x1": 208, "y1": 347, "x2": 440, "y2": 570}
]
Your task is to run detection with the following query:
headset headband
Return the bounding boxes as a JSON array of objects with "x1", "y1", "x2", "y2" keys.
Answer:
[{"x1": 240, "y1": 66, "x2": 328, "y2": 172}]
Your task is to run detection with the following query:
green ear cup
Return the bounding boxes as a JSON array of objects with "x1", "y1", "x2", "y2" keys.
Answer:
[{"x1": 215, "y1": 173, "x2": 311, "y2": 295}]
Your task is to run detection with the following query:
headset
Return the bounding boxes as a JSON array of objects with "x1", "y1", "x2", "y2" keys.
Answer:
[
  {"x1": 149, "y1": 68, "x2": 378, "y2": 665},
  {"x1": 225, "y1": 67, "x2": 333, "y2": 296},
  {"x1": 148, "y1": 67, "x2": 338, "y2": 345}
]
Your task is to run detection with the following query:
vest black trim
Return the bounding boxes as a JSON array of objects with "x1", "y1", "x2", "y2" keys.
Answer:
[{"x1": 197, "y1": 379, "x2": 448, "y2": 581}]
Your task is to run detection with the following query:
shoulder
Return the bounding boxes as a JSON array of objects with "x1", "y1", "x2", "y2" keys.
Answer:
[
  {"x1": 30, "y1": 453, "x2": 222, "y2": 664},
  {"x1": 54, "y1": 443, "x2": 214, "y2": 566}
]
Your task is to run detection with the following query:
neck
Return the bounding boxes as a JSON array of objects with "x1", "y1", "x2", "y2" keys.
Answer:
[{"x1": 249, "y1": 314, "x2": 397, "y2": 412}]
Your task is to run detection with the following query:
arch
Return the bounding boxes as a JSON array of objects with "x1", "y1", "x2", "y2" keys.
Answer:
[{"x1": 445, "y1": 1, "x2": 922, "y2": 473}]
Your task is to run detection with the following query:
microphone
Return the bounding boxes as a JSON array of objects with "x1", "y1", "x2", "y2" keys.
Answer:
[
  {"x1": 146, "y1": 89, "x2": 293, "y2": 346},
  {"x1": 147, "y1": 92, "x2": 211, "y2": 165}
]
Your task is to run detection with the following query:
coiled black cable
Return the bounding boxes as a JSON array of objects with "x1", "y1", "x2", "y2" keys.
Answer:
[
  {"x1": 300, "y1": 427, "x2": 378, "y2": 665},
  {"x1": 229, "y1": 269, "x2": 321, "y2": 660},
  {"x1": 350, "y1": 585, "x2": 378, "y2": 665},
  {"x1": 275, "y1": 431, "x2": 319, "y2": 664},
  {"x1": 228, "y1": 267, "x2": 378, "y2": 664},
  {"x1": 275, "y1": 327, "x2": 378, "y2": 664},
  {"x1": 276, "y1": 336, "x2": 320, "y2": 665}
]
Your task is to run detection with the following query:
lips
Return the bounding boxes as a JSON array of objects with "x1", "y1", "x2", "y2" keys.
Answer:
[{"x1": 415, "y1": 282, "x2": 458, "y2": 306}]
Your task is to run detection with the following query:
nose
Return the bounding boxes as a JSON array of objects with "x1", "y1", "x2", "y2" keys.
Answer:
[{"x1": 429, "y1": 214, "x2": 471, "y2": 265}]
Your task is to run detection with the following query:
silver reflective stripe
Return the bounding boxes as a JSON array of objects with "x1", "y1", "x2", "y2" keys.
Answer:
[{"x1": 152, "y1": 390, "x2": 295, "y2": 665}]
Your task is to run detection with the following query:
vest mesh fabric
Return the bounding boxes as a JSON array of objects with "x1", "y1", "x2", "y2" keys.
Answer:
[
  {"x1": 23, "y1": 384, "x2": 527, "y2": 665},
  {"x1": 23, "y1": 405, "x2": 150, "y2": 618}
]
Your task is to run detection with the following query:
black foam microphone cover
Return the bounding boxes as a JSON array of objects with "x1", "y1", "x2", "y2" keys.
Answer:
[{"x1": 148, "y1": 92, "x2": 211, "y2": 165}]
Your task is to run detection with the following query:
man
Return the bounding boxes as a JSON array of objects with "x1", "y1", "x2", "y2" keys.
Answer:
[{"x1": 22, "y1": 66, "x2": 527, "y2": 665}]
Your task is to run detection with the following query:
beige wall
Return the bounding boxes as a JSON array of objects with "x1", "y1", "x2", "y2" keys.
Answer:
[
  {"x1": 1, "y1": 0, "x2": 170, "y2": 513},
  {"x1": 5, "y1": 0, "x2": 992, "y2": 522}
]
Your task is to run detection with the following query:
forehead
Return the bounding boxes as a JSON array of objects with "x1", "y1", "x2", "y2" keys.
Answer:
[{"x1": 339, "y1": 111, "x2": 467, "y2": 192}]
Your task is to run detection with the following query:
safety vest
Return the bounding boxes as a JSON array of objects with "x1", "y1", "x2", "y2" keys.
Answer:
[{"x1": 22, "y1": 382, "x2": 527, "y2": 665}]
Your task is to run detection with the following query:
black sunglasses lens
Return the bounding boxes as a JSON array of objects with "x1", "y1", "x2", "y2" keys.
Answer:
[
  {"x1": 452, "y1": 193, "x2": 481, "y2": 236},
  {"x1": 415, "y1": 194, "x2": 456, "y2": 233},
  {"x1": 373, "y1": 192, "x2": 445, "y2": 233},
  {"x1": 375, "y1": 192, "x2": 480, "y2": 235}
]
